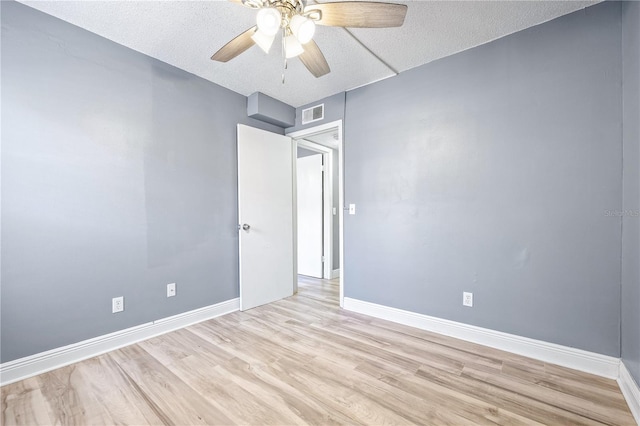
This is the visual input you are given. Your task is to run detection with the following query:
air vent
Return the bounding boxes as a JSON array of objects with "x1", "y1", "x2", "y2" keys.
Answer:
[{"x1": 301, "y1": 104, "x2": 324, "y2": 125}]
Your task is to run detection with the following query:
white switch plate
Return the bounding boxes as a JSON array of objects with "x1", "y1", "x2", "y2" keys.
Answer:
[
  {"x1": 112, "y1": 296, "x2": 124, "y2": 313},
  {"x1": 463, "y1": 292, "x2": 473, "y2": 307},
  {"x1": 349, "y1": 204, "x2": 356, "y2": 215},
  {"x1": 167, "y1": 283, "x2": 176, "y2": 298}
]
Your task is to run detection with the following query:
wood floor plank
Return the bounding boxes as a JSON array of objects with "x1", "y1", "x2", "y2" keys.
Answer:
[
  {"x1": 36, "y1": 363, "x2": 116, "y2": 425},
  {"x1": 266, "y1": 357, "x2": 417, "y2": 425},
  {"x1": 283, "y1": 350, "x2": 474, "y2": 425},
  {"x1": 461, "y1": 362, "x2": 631, "y2": 425},
  {"x1": 72, "y1": 354, "x2": 166, "y2": 425},
  {"x1": 1, "y1": 377, "x2": 52, "y2": 425},
  {"x1": 1, "y1": 276, "x2": 635, "y2": 425},
  {"x1": 165, "y1": 354, "x2": 306, "y2": 425},
  {"x1": 501, "y1": 361, "x2": 630, "y2": 411},
  {"x1": 379, "y1": 371, "x2": 541, "y2": 425},
  {"x1": 109, "y1": 345, "x2": 234, "y2": 425},
  {"x1": 416, "y1": 362, "x2": 607, "y2": 425}
]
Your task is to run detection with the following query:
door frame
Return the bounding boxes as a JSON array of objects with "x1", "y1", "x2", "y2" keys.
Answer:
[
  {"x1": 288, "y1": 120, "x2": 344, "y2": 308},
  {"x1": 297, "y1": 140, "x2": 332, "y2": 280}
]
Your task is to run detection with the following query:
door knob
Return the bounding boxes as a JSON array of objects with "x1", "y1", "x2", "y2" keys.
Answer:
[{"x1": 241, "y1": 224, "x2": 250, "y2": 231}]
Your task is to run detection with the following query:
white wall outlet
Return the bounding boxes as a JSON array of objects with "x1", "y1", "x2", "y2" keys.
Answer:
[
  {"x1": 167, "y1": 283, "x2": 176, "y2": 298},
  {"x1": 112, "y1": 296, "x2": 124, "y2": 313},
  {"x1": 349, "y1": 204, "x2": 356, "y2": 215},
  {"x1": 463, "y1": 292, "x2": 473, "y2": 307}
]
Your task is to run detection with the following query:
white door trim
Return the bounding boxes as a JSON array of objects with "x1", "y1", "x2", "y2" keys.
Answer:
[
  {"x1": 288, "y1": 120, "x2": 344, "y2": 308},
  {"x1": 297, "y1": 140, "x2": 333, "y2": 280}
]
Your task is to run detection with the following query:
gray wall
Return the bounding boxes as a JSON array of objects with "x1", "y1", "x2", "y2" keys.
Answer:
[
  {"x1": 343, "y1": 2, "x2": 622, "y2": 356},
  {"x1": 0, "y1": 1, "x2": 282, "y2": 363},
  {"x1": 622, "y1": 1, "x2": 640, "y2": 384},
  {"x1": 2, "y1": 0, "x2": 634, "y2": 367}
]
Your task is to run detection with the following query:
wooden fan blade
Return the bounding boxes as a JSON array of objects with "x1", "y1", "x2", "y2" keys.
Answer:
[
  {"x1": 305, "y1": 2, "x2": 407, "y2": 28},
  {"x1": 299, "y1": 40, "x2": 330, "y2": 78},
  {"x1": 211, "y1": 26, "x2": 256, "y2": 62}
]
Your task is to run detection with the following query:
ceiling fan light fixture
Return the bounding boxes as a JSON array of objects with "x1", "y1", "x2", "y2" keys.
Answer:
[
  {"x1": 289, "y1": 14, "x2": 315, "y2": 44},
  {"x1": 213, "y1": 0, "x2": 408, "y2": 80},
  {"x1": 284, "y1": 34, "x2": 304, "y2": 58},
  {"x1": 256, "y1": 7, "x2": 281, "y2": 36},
  {"x1": 251, "y1": 29, "x2": 276, "y2": 53}
]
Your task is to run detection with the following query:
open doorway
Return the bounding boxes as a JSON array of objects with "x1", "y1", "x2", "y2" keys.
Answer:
[
  {"x1": 296, "y1": 147, "x2": 324, "y2": 278},
  {"x1": 289, "y1": 120, "x2": 344, "y2": 307}
]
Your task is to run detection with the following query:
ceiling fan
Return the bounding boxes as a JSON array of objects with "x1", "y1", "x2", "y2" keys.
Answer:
[{"x1": 211, "y1": 0, "x2": 408, "y2": 78}]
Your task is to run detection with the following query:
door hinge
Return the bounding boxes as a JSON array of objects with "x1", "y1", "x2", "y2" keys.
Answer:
[
  {"x1": 320, "y1": 165, "x2": 324, "y2": 172},
  {"x1": 321, "y1": 256, "x2": 325, "y2": 262}
]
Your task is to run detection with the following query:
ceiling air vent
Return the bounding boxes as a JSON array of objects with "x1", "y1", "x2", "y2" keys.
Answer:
[{"x1": 301, "y1": 104, "x2": 324, "y2": 125}]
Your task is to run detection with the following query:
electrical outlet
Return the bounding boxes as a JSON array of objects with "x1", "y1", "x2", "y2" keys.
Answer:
[
  {"x1": 167, "y1": 283, "x2": 176, "y2": 298},
  {"x1": 112, "y1": 296, "x2": 124, "y2": 313},
  {"x1": 349, "y1": 204, "x2": 356, "y2": 215},
  {"x1": 463, "y1": 292, "x2": 473, "y2": 307}
]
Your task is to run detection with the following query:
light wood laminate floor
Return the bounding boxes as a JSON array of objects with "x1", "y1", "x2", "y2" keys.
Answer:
[{"x1": 2, "y1": 276, "x2": 636, "y2": 425}]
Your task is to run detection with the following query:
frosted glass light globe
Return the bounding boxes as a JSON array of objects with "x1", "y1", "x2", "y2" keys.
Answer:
[
  {"x1": 251, "y1": 29, "x2": 276, "y2": 53},
  {"x1": 290, "y1": 15, "x2": 316, "y2": 44},
  {"x1": 285, "y1": 34, "x2": 304, "y2": 58},
  {"x1": 256, "y1": 8, "x2": 281, "y2": 36}
]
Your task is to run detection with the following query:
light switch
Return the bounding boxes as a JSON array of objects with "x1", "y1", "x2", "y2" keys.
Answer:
[{"x1": 349, "y1": 204, "x2": 356, "y2": 215}]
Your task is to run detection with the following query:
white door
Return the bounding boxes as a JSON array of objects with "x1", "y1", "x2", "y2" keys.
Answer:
[
  {"x1": 297, "y1": 154, "x2": 323, "y2": 278},
  {"x1": 237, "y1": 124, "x2": 294, "y2": 311}
]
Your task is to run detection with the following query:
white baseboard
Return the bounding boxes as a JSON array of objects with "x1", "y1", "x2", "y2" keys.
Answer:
[
  {"x1": 618, "y1": 361, "x2": 640, "y2": 425},
  {"x1": 0, "y1": 298, "x2": 239, "y2": 386},
  {"x1": 343, "y1": 297, "x2": 620, "y2": 379},
  {"x1": 331, "y1": 269, "x2": 341, "y2": 279}
]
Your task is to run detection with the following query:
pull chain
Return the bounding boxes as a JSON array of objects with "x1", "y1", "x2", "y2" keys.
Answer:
[{"x1": 282, "y1": 28, "x2": 286, "y2": 84}]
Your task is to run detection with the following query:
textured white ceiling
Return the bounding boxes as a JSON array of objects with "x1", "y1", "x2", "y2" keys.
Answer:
[{"x1": 18, "y1": 0, "x2": 599, "y2": 107}]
